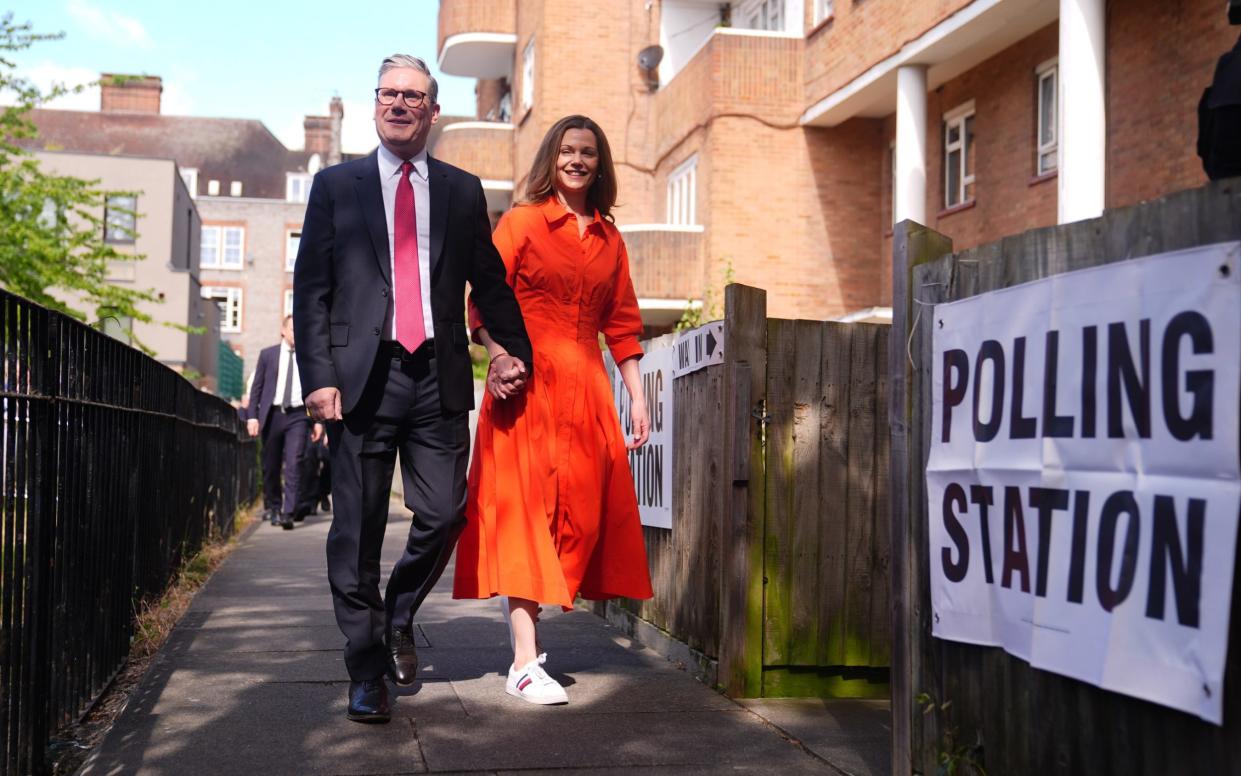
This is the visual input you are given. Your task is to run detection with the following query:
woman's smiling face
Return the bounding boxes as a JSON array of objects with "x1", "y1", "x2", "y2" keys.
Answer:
[{"x1": 554, "y1": 128, "x2": 599, "y2": 199}]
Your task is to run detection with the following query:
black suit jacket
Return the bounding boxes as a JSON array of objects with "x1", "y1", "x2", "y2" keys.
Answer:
[
  {"x1": 245, "y1": 344, "x2": 291, "y2": 432},
  {"x1": 292, "y1": 151, "x2": 531, "y2": 414}
]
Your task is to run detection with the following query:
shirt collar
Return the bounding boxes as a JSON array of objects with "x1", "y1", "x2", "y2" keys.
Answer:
[
  {"x1": 280, "y1": 339, "x2": 295, "y2": 355},
  {"x1": 537, "y1": 196, "x2": 602, "y2": 229},
  {"x1": 377, "y1": 143, "x2": 429, "y2": 182}
]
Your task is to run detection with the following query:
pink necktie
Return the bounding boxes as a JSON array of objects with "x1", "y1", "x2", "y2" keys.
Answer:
[{"x1": 394, "y1": 160, "x2": 426, "y2": 353}]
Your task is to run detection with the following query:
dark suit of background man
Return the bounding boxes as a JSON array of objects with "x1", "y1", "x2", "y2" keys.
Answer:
[
  {"x1": 246, "y1": 315, "x2": 316, "y2": 530},
  {"x1": 293, "y1": 54, "x2": 532, "y2": 724}
]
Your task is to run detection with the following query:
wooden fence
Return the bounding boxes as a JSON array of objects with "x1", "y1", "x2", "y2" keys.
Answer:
[
  {"x1": 889, "y1": 179, "x2": 1241, "y2": 775},
  {"x1": 600, "y1": 284, "x2": 891, "y2": 698}
]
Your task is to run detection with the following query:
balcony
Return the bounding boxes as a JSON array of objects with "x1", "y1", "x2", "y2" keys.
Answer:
[
  {"x1": 619, "y1": 224, "x2": 705, "y2": 326},
  {"x1": 655, "y1": 28, "x2": 803, "y2": 160},
  {"x1": 432, "y1": 121, "x2": 514, "y2": 211},
  {"x1": 437, "y1": 0, "x2": 517, "y2": 79}
]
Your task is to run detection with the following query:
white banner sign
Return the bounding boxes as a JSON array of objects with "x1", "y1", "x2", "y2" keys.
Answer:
[
  {"x1": 674, "y1": 320, "x2": 724, "y2": 378},
  {"x1": 927, "y1": 242, "x2": 1240, "y2": 724},
  {"x1": 615, "y1": 342, "x2": 674, "y2": 529}
]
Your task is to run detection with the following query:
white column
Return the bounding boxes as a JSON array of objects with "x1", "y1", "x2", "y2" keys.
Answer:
[
  {"x1": 1058, "y1": 0, "x2": 1106, "y2": 224},
  {"x1": 895, "y1": 65, "x2": 928, "y2": 226}
]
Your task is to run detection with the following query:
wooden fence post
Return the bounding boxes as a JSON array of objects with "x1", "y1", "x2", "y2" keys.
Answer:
[
  {"x1": 719, "y1": 283, "x2": 767, "y2": 697},
  {"x1": 889, "y1": 220, "x2": 953, "y2": 774}
]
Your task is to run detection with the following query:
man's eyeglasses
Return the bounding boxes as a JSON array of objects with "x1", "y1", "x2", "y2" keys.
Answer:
[{"x1": 374, "y1": 88, "x2": 432, "y2": 108}]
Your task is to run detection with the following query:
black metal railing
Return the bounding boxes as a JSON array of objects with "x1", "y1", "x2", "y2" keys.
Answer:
[{"x1": 0, "y1": 289, "x2": 259, "y2": 774}]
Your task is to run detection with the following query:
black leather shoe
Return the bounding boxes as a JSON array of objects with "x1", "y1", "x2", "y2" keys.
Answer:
[
  {"x1": 346, "y1": 679, "x2": 390, "y2": 723},
  {"x1": 280, "y1": 512, "x2": 294, "y2": 530},
  {"x1": 388, "y1": 627, "x2": 418, "y2": 686},
  {"x1": 319, "y1": 497, "x2": 331, "y2": 512}
]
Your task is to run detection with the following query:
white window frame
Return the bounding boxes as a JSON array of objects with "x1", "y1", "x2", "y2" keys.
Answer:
[
  {"x1": 201, "y1": 224, "x2": 245, "y2": 270},
  {"x1": 283, "y1": 289, "x2": 294, "y2": 317},
  {"x1": 666, "y1": 155, "x2": 698, "y2": 226},
  {"x1": 943, "y1": 100, "x2": 976, "y2": 209},
  {"x1": 104, "y1": 193, "x2": 137, "y2": 244},
  {"x1": 202, "y1": 286, "x2": 243, "y2": 333},
  {"x1": 521, "y1": 37, "x2": 535, "y2": 112},
  {"x1": 889, "y1": 141, "x2": 897, "y2": 226},
  {"x1": 813, "y1": 0, "x2": 834, "y2": 25},
  {"x1": 229, "y1": 180, "x2": 243, "y2": 197},
  {"x1": 285, "y1": 229, "x2": 301, "y2": 272},
  {"x1": 206, "y1": 179, "x2": 220, "y2": 196},
  {"x1": 286, "y1": 173, "x2": 312, "y2": 203},
  {"x1": 180, "y1": 167, "x2": 198, "y2": 198},
  {"x1": 1036, "y1": 58, "x2": 1058, "y2": 176}
]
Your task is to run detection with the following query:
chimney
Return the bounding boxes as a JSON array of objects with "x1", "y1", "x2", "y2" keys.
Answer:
[
  {"x1": 100, "y1": 74, "x2": 162, "y2": 114},
  {"x1": 303, "y1": 114, "x2": 332, "y2": 156},
  {"x1": 328, "y1": 97, "x2": 343, "y2": 166}
]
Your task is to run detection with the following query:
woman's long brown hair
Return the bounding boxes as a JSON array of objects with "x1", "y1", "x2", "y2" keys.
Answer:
[{"x1": 519, "y1": 115, "x2": 618, "y2": 221}]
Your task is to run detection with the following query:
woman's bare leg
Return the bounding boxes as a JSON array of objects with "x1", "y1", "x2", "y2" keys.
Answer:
[{"x1": 508, "y1": 596, "x2": 540, "y2": 668}]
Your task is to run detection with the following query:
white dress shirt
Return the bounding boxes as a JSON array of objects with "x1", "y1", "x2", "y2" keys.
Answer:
[
  {"x1": 273, "y1": 340, "x2": 303, "y2": 409},
  {"x1": 376, "y1": 143, "x2": 434, "y2": 342}
]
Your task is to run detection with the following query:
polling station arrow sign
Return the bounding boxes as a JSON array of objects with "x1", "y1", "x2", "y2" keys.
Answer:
[{"x1": 673, "y1": 321, "x2": 724, "y2": 378}]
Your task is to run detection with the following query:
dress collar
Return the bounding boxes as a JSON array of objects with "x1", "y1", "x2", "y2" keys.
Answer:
[{"x1": 537, "y1": 196, "x2": 602, "y2": 229}]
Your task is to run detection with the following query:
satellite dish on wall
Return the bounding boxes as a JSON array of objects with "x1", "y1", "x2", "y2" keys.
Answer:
[{"x1": 637, "y1": 45, "x2": 664, "y2": 71}]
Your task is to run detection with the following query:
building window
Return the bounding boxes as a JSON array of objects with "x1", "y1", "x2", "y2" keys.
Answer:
[
  {"x1": 1036, "y1": 60, "x2": 1058, "y2": 176},
  {"x1": 666, "y1": 155, "x2": 697, "y2": 226},
  {"x1": 104, "y1": 194, "x2": 137, "y2": 244},
  {"x1": 741, "y1": 0, "x2": 784, "y2": 31},
  {"x1": 284, "y1": 289, "x2": 294, "y2": 317},
  {"x1": 201, "y1": 224, "x2": 245, "y2": 269},
  {"x1": 180, "y1": 167, "x2": 198, "y2": 198},
  {"x1": 202, "y1": 286, "x2": 243, "y2": 332},
  {"x1": 813, "y1": 0, "x2": 833, "y2": 24},
  {"x1": 521, "y1": 38, "x2": 535, "y2": 112},
  {"x1": 229, "y1": 180, "x2": 243, "y2": 197},
  {"x1": 943, "y1": 102, "x2": 976, "y2": 209},
  {"x1": 286, "y1": 173, "x2": 312, "y2": 203},
  {"x1": 207, "y1": 179, "x2": 220, "y2": 196},
  {"x1": 285, "y1": 229, "x2": 301, "y2": 272}
]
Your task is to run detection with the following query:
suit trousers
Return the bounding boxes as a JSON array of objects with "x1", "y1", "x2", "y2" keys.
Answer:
[
  {"x1": 261, "y1": 409, "x2": 310, "y2": 515},
  {"x1": 325, "y1": 347, "x2": 468, "y2": 681}
]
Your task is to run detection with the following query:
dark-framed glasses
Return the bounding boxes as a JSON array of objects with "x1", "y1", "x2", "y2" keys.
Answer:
[{"x1": 375, "y1": 87, "x2": 431, "y2": 108}]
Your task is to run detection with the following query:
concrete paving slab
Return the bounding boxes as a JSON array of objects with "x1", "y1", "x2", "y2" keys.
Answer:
[{"x1": 739, "y1": 698, "x2": 891, "y2": 776}]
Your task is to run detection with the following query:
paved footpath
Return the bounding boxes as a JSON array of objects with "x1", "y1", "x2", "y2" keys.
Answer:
[{"x1": 80, "y1": 506, "x2": 889, "y2": 776}]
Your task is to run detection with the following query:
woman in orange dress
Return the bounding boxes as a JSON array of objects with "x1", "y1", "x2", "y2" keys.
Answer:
[{"x1": 453, "y1": 115, "x2": 654, "y2": 704}]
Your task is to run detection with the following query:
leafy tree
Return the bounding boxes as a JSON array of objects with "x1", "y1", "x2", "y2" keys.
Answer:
[{"x1": 0, "y1": 13, "x2": 161, "y2": 347}]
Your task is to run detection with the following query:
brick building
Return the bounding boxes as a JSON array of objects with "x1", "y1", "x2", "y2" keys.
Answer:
[
  {"x1": 28, "y1": 76, "x2": 358, "y2": 386},
  {"x1": 435, "y1": 0, "x2": 1235, "y2": 327}
]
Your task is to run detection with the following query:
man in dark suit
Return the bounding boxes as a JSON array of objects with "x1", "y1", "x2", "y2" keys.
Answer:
[
  {"x1": 246, "y1": 315, "x2": 317, "y2": 530},
  {"x1": 293, "y1": 53, "x2": 532, "y2": 724}
]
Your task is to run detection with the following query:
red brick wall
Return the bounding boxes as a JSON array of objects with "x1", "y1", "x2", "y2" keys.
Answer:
[
  {"x1": 921, "y1": 23, "x2": 1060, "y2": 252},
  {"x1": 1106, "y1": 0, "x2": 1233, "y2": 208},
  {"x1": 100, "y1": 76, "x2": 161, "y2": 114}
]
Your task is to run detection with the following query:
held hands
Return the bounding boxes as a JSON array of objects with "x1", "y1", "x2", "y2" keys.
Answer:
[
  {"x1": 486, "y1": 353, "x2": 528, "y2": 401},
  {"x1": 246, "y1": 418, "x2": 260, "y2": 438},
  {"x1": 626, "y1": 396, "x2": 650, "y2": 450},
  {"x1": 306, "y1": 386, "x2": 343, "y2": 421},
  {"x1": 310, "y1": 422, "x2": 325, "y2": 443}
]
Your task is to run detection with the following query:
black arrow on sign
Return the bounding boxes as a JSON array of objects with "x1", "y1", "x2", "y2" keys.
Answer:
[{"x1": 705, "y1": 330, "x2": 717, "y2": 357}]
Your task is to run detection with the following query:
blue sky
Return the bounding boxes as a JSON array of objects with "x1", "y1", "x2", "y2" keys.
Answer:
[{"x1": 6, "y1": 0, "x2": 476, "y2": 153}]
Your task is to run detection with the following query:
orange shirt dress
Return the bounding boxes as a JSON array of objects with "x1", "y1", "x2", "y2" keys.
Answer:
[{"x1": 452, "y1": 197, "x2": 654, "y2": 609}]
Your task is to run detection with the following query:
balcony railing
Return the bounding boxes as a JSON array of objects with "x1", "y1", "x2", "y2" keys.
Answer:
[
  {"x1": 437, "y1": 0, "x2": 517, "y2": 79},
  {"x1": 433, "y1": 122, "x2": 514, "y2": 211},
  {"x1": 620, "y1": 224, "x2": 706, "y2": 303}
]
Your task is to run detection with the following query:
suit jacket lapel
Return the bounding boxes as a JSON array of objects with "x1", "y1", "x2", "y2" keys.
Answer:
[
  {"x1": 428, "y1": 157, "x2": 449, "y2": 278},
  {"x1": 354, "y1": 152, "x2": 391, "y2": 286}
]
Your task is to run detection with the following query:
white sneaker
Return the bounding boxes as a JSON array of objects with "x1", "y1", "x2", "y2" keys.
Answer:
[{"x1": 506, "y1": 657, "x2": 568, "y2": 705}]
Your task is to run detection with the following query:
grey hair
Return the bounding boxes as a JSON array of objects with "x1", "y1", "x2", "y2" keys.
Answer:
[{"x1": 377, "y1": 54, "x2": 439, "y2": 105}]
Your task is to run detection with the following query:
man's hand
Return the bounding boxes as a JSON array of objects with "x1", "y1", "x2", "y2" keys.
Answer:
[
  {"x1": 246, "y1": 418, "x2": 260, "y2": 438},
  {"x1": 306, "y1": 386, "x2": 343, "y2": 421},
  {"x1": 486, "y1": 354, "x2": 528, "y2": 401},
  {"x1": 311, "y1": 422, "x2": 325, "y2": 443},
  {"x1": 626, "y1": 396, "x2": 650, "y2": 450}
]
